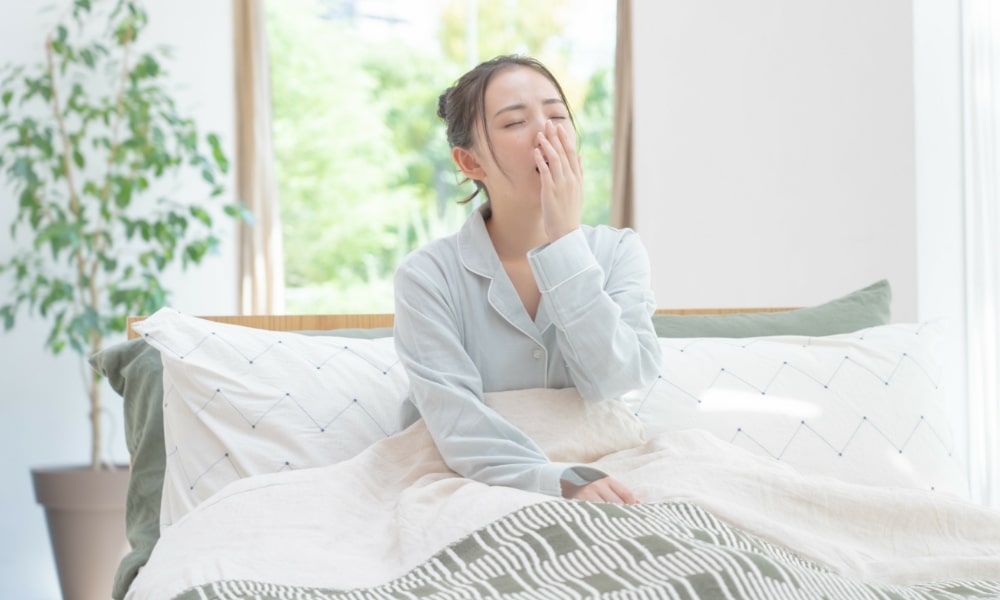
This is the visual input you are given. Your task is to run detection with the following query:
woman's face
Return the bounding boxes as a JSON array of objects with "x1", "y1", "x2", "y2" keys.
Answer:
[{"x1": 473, "y1": 65, "x2": 576, "y2": 206}]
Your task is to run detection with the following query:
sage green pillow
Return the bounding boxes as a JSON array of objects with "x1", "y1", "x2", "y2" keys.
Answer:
[
  {"x1": 89, "y1": 339, "x2": 164, "y2": 600},
  {"x1": 652, "y1": 279, "x2": 892, "y2": 338},
  {"x1": 89, "y1": 326, "x2": 393, "y2": 600}
]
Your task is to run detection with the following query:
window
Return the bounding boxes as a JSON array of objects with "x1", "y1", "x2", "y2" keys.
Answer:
[{"x1": 266, "y1": 0, "x2": 617, "y2": 313}]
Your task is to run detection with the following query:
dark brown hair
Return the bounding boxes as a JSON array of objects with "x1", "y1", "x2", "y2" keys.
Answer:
[{"x1": 437, "y1": 55, "x2": 576, "y2": 204}]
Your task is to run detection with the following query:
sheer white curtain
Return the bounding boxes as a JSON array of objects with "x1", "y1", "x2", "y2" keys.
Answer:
[{"x1": 962, "y1": 0, "x2": 1000, "y2": 507}]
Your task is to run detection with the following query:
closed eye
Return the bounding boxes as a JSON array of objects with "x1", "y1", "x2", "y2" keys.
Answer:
[{"x1": 503, "y1": 121, "x2": 525, "y2": 128}]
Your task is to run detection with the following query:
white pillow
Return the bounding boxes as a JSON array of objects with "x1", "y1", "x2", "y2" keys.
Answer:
[
  {"x1": 133, "y1": 308, "x2": 411, "y2": 526},
  {"x1": 623, "y1": 321, "x2": 970, "y2": 498}
]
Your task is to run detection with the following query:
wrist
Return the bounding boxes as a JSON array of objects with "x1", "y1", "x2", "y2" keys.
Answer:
[{"x1": 546, "y1": 224, "x2": 579, "y2": 243}]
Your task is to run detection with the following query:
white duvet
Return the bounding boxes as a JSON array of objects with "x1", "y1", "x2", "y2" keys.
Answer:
[{"x1": 126, "y1": 388, "x2": 1000, "y2": 599}]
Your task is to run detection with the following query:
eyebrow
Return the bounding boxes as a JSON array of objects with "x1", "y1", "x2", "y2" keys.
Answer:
[{"x1": 493, "y1": 98, "x2": 565, "y2": 119}]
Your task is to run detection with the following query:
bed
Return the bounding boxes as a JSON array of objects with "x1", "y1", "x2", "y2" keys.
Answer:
[{"x1": 91, "y1": 279, "x2": 1000, "y2": 600}]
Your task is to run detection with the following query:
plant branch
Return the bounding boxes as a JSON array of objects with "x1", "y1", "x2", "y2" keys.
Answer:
[
  {"x1": 97, "y1": 56, "x2": 136, "y2": 269},
  {"x1": 98, "y1": 25, "x2": 131, "y2": 221},
  {"x1": 89, "y1": 17, "x2": 133, "y2": 336},
  {"x1": 44, "y1": 35, "x2": 81, "y2": 222},
  {"x1": 46, "y1": 29, "x2": 104, "y2": 470}
]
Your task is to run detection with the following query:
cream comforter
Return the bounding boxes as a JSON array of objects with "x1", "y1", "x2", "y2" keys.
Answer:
[{"x1": 125, "y1": 389, "x2": 1000, "y2": 599}]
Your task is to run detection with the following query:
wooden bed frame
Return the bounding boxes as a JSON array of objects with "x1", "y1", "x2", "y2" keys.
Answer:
[{"x1": 126, "y1": 307, "x2": 796, "y2": 340}]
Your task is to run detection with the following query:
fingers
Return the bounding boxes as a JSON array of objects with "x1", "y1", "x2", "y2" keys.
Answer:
[
  {"x1": 536, "y1": 119, "x2": 583, "y2": 242},
  {"x1": 570, "y1": 477, "x2": 639, "y2": 505},
  {"x1": 607, "y1": 478, "x2": 639, "y2": 505},
  {"x1": 533, "y1": 146, "x2": 549, "y2": 177},
  {"x1": 535, "y1": 120, "x2": 576, "y2": 179},
  {"x1": 535, "y1": 130, "x2": 562, "y2": 180},
  {"x1": 554, "y1": 121, "x2": 582, "y2": 179}
]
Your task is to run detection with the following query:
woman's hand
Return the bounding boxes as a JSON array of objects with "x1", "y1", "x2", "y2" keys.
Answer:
[
  {"x1": 562, "y1": 476, "x2": 639, "y2": 504},
  {"x1": 534, "y1": 119, "x2": 583, "y2": 242}
]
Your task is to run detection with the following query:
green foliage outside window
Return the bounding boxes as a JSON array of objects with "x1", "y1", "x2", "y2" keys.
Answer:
[{"x1": 267, "y1": 0, "x2": 615, "y2": 313}]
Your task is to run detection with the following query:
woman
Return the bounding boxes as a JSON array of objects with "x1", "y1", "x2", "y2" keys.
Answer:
[{"x1": 393, "y1": 55, "x2": 661, "y2": 504}]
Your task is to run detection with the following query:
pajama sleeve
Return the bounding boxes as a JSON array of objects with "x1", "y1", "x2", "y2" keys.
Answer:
[{"x1": 527, "y1": 228, "x2": 662, "y2": 402}]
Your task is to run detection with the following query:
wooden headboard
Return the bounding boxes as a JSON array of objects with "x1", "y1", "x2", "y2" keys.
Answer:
[{"x1": 126, "y1": 307, "x2": 796, "y2": 340}]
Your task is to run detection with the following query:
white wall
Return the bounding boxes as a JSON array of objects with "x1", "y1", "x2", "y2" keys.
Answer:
[
  {"x1": 633, "y1": 0, "x2": 918, "y2": 320},
  {"x1": 0, "y1": 2, "x2": 237, "y2": 598},
  {"x1": 631, "y1": 0, "x2": 971, "y2": 484}
]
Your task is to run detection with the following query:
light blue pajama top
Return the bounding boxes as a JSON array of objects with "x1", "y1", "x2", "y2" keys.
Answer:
[{"x1": 392, "y1": 205, "x2": 662, "y2": 497}]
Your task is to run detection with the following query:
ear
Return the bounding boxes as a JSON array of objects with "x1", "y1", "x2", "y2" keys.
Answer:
[{"x1": 452, "y1": 146, "x2": 486, "y2": 181}]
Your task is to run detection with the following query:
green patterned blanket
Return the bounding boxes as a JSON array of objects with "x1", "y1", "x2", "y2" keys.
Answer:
[{"x1": 175, "y1": 500, "x2": 1000, "y2": 600}]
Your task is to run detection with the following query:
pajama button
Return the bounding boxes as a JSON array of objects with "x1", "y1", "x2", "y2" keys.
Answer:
[{"x1": 532, "y1": 349, "x2": 543, "y2": 359}]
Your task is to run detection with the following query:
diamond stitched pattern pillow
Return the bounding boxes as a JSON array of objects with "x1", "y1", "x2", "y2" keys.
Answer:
[
  {"x1": 623, "y1": 321, "x2": 970, "y2": 498},
  {"x1": 133, "y1": 308, "x2": 411, "y2": 526}
]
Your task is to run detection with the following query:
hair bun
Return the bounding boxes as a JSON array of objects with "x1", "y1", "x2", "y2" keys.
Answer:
[{"x1": 437, "y1": 87, "x2": 452, "y2": 120}]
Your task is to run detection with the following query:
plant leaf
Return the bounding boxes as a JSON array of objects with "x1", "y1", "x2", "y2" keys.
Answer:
[{"x1": 206, "y1": 133, "x2": 228, "y2": 173}]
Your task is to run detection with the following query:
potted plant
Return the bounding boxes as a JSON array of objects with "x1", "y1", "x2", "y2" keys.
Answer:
[{"x1": 0, "y1": 1, "x2": 242, "y2": 598}]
